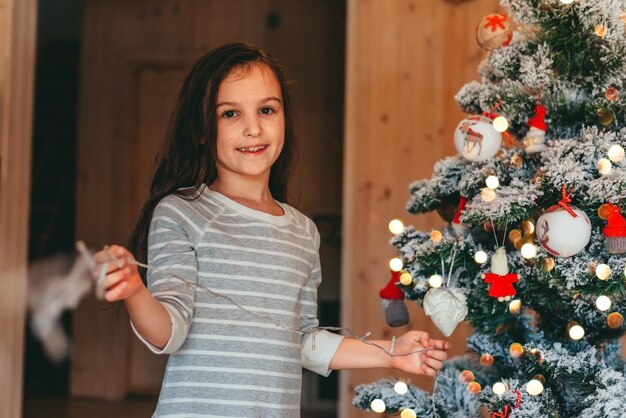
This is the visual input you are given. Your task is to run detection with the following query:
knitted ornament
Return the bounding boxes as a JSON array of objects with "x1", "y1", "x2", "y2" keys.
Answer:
[
  {"x1": 523, "y1": 104, "x2": 547, "y2": 153},
  {"x1": 602, "y1": 203, "x2": 626, "y2": 254},
  {"x1": 423, "y1": 287, "x2": 467, "y2": 337},
  {"x1": 482, "y1": 247, "x2": 519, "y2": 302},
  {"x1": 476, "y1": 13, "x2": 513, "y2": 50},
  {"x1": 379, "y1": 270, "x2": 409, "y2": 327},
  {"x1": 537, "y1": 187, "x2": 592, "y2": 257}
]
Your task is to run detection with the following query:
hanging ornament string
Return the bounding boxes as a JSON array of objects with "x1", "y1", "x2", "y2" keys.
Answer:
[
  {"x1": 488, "y1": 217, "x2": 513, "y2": 249},
  {"x1": 82, "y1": 243, "x2": 430, "y2": 359},
  {"x1": 490, "y1": 218, "x2": 500, "y2": 248},
  {"x1": 558, "y1": 185, "x2": 577, "y2": 217},
  {"x1": 445, "y1": 242, "x2": 459, "y2": 288}
]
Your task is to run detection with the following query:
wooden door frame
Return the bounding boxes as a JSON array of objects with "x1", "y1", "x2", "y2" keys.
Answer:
[{"x1": 0, "y1": 0, "x2": 37, "y2": 417}]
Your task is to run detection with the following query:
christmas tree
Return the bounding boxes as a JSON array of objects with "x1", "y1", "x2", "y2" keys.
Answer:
[{"x1": 353, "y1": 1, "x2": 626, "y2": 417}]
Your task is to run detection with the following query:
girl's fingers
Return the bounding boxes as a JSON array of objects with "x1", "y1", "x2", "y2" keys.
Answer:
[
  {"x1": 101, "y1": 267, "x2": 131, "y2": 290},
  {"x1": 426, "y1": 348, "x2": 448, "y2": 362},
  {"x1": 429, "y1": 339, "x2": 451, "y2": 351},
  {"x1": 422, "y1": 355, "x2": 443, "y2": 371},
  {"x1": 420, "y1": 363, "x2": 437, "y2": 377},
  {"x1": 104, "y1": 281, "x2": 128, "y2": 302}
]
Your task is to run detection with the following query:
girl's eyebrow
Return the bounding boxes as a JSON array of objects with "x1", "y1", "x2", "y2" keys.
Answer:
[{"x1": 216, "y1": 97, "x2": 282, "y2": 108}]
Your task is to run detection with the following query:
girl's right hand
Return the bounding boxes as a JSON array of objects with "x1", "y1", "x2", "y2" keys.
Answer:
[{"x1": 93, "y1": 245, "x2": 144, "y2": 302}]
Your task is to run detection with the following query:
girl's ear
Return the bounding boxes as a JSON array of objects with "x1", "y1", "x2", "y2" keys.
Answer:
[{"x1": 199, "y1": 138, "x2": 206, "y2": 144}]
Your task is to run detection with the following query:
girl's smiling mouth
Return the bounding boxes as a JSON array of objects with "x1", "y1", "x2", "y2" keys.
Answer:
[{"x1": 236, "y1": 144, "x2": 268, "y2": 154}]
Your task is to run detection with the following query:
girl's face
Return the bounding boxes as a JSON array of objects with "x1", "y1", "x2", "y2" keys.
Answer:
[{"x1": 214, "y1": 64, "x2": 285, "y2": 184}]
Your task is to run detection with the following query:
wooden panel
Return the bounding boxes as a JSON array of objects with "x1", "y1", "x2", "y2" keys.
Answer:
[
  {"x1": 0, "y1": 0, "x2": 37, "y2": 417},
  {"x1": 340, "y1": 1, "x2": 500, "y2": 417}
]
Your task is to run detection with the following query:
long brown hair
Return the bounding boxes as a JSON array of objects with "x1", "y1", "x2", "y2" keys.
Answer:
[{"x1": 129, "y1": 43, "x2": 297, "y2": 278}]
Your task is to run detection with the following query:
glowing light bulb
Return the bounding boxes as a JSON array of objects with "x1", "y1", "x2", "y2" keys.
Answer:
[
  {"x1": 596, "y1": 264, "x2": 612, "y2": 280},
  {"x1": 608, "y1": 144, "x2": 625, "y2": 163},
  {"x1": 485, "y1": 175, "x2": 500, "y2": 189},
  {"x1": 492, "y1": 116, "x2": 509, "y2": 133},
  {"x1": 526, "y1": 379, "x2": 544, "y2": 396},
  {"x1": 429, "y1": 274, "x2": 443, "y2": 288},
  {"x1": 474, "y1": 250, "x2": 488, "y2": 264},
  {"x1": 509, "y1": 299, "x2": 522, "y2": 314},
  {"x1": 595, "y1": 24, "x2": 607, "y2": 37},
  {"x1": 560, "y1": 0, "x2": 574, "y2": 4},
  {"x1": 492, "y1": 382, "x2": 507, "y2": 396},
  {"x1": 481, "y1": 187, "x2": 496, "y2": 203},
  {"x1": 399, "y1": 272, "x2": 413, "y2": 286},
  {"x1": 400, "y1": 409, "x2": 417, "y2": 418},
  {"x1": 370, "y1": 399, "x2": 386, "y2": 413},
  {"x1": 596, "y1": 295, "x2": 611, "y2": 311},
  {"x1": 394, "y1": 381, "x2": 408, "y2": 395},
  {"x1": 389, "y1": 219, "x2": 405, "y2": 235},
  {"x1": 389, "y1": 258, "x2": 404, "y2": 272},
  {"x1": 598, "y1": 158, "x2": 612, "y2": 175},
  {"x1": 521, "y1": 243, "x2": 537, "y2": 259},
  {"x1": 430, "y1": 229, "x2": 443, "y2": 243},
  {"x1": 568, "y1": 322, "x2": 585, "y2": 340}
]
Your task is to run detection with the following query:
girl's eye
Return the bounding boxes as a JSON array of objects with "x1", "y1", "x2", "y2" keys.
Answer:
[
  {"x1": 222, "y1": 110, "x2": 238, "y2": 118},
  {"x1": 260, "y1": 107, "x2": 274, "y2": 115}
]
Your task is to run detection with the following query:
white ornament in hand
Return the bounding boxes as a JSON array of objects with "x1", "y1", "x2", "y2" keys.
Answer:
[{"x1": 423, "y1": 287, "x2": 468, "y2": 337}]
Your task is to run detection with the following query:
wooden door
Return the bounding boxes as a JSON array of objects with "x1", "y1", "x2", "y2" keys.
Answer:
[{"x1": 73, "y1": 0, "x2": 345, "y2": 400}]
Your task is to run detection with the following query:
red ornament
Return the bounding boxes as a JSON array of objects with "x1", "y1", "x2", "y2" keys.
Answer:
[
  {"x1": 482, "y1": 248, "x2": 518, "y2": 301},
  {"x1": 602, "y1": 203, "x2": 626, "y2": 254},
  {"x1": 380, "y1": 270, "x2": 409, "y2": 327},
  {"x1": 379, "y1": 270, "x2": 405, "y2": 300},
  {"x1": 452, "y1": 195, "x2": 468, "y2": 235},
  {"x1": 483, "y1": 273, "x2": 519, "y2": 299}
]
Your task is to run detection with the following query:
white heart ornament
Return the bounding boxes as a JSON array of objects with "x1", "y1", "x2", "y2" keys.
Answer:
[{"x1": 423, "y1": 288, "x2": 468, "y2": 337}]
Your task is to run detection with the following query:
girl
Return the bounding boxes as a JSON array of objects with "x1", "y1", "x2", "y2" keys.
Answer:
[{"x1": 96, "y1": 42, "x2": 450, "y2": 417}]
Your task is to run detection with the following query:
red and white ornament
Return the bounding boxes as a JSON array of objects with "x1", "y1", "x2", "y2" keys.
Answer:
[
  {"x1": 379, "y1": 270, "x2": 409, "y2": 327},
  {"x1": 476, "y1": 13, "x2": 513, "y2": 50},
  {"x1": 452, "y1": 195, "x2": 469, "y2": 235},
  {"x1": 523, "y1": 104, "x2": 547, "y2": 154},
  {"x1": 482, "y1": 247, "x2": 519, "y2": 302},
  {"x1": 601, "y1": 203, "x2": 626, "y2": 254},
  {"x1": 423, "y1": 287, "x2": 468, "y2": 337},
  {"x1": 536, "y1": 188, "x2": 591, "y2": 257},
  {"x1": 454, "y1": 115, "x2": 502, "y2": 162}
]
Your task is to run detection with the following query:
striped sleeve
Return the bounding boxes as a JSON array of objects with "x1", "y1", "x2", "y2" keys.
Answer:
[
  {"x1": 300, "y1": 220, "x2": 344, "y2": 376},
  {"x1": 131, "y1": 197, "x2": 200, "y2": 354}
]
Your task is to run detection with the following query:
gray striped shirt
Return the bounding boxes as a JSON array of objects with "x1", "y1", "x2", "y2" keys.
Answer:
[{"x1": 131, "y1": 187, "x2": 344, "y2": 417}]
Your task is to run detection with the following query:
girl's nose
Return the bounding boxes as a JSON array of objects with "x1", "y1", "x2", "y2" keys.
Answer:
[{"x1": 243, "y1": 115, "x2": 262, "y2": 137}]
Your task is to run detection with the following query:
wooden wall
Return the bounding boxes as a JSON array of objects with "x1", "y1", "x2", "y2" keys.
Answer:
[
  {"x1": 340, "y1": 0, "x2": 500, "y2": 417},
  {"x1": 0, "y1": 0, "x2": 37, "y2": 417}
]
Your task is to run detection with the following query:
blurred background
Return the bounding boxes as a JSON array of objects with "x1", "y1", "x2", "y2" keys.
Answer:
[{"x1": 1, "y1": 0, "x2": 500, "y2": 417}]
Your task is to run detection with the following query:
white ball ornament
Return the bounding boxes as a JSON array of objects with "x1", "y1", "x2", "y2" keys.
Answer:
[
  {"x1": 536, "y1": 206, "x2": 591, "y2": 257},
  {"x1": 454, "y1": 115, "x2": 502, "y2": 162}
]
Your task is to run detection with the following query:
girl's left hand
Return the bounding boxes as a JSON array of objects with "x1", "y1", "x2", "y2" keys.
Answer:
[{"x1": 389, "y1": 330, "x2": 451, "y2": 377}]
